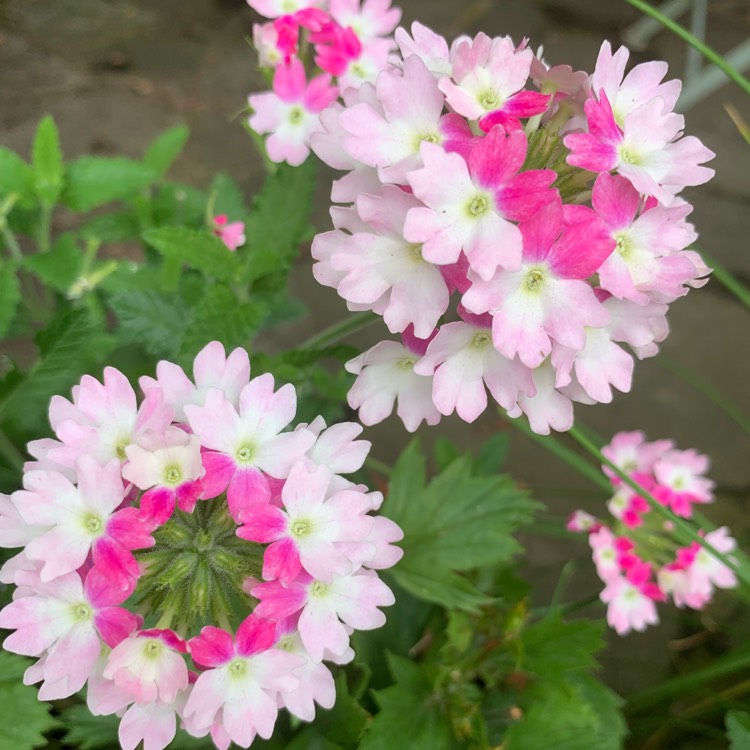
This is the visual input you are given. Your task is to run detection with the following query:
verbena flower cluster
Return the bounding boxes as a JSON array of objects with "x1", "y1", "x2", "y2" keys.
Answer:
[
  {"x1": 247, "y1": 0, "x2": 402, "y2": 166},
  {"x1": 309, "y1": 26, "x2": 714, "y2": 434},
  {"x1": 0, "y1": 342, "x2": 402, "y2": 750},
  {"x1": 569, "y1": 431, "x2": 737, "y2": 635}
]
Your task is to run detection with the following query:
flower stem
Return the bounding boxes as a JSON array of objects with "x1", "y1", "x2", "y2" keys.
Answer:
[
  {"x1": 624, "y1": 0, "x2": 750, "y2": 97},
  {"x1": 37, "y1": 202, "x2": 53, "y2": 253},
  {"x1": 566, "y1": 425, "x2": 750, "y2": 588},
  {"x1": 0, "y1": 427, "x2": 24, "y2": 474},
  {"x1": 298, "y1": 311, "x2": 380, "y2": 351},
  {"x1": 702, "y1": 251, "x2": 750, "y2": 312}
]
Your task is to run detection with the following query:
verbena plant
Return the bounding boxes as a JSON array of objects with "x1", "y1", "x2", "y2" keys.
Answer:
[{"x1": 0, "y1": 1, "x2": 749, "y2": 748}]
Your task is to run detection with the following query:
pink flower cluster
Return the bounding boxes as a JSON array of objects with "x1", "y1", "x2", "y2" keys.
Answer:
[
  {"x1": 247, "y1": 0, "x2": 401, "y2": 165},
  {"x1": 310, "y1": 28, "x2": 714, "y2": 434},
  {"x1": 568, "y1": 431, "x2": 737, "y2": 635},
  {"x1": 0, "y1": 342, "x2": 402, "y2": 750}
]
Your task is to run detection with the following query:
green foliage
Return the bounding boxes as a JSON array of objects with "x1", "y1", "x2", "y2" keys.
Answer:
[
  {"x1": 32, "y1": 115, "x2": 64, "y2": 205},
  {"x1": 360, "y1": 654, "x2": 456, "y2": 750},
  {"x1": 143, "y1": 124, "x2": 190, "y2": 176},
  {"x1": 0, "y1": 259, "x2": 21, "y2": 337},
  {"x1": 143, "y1": 226, "x2": 241, "y2": 282},
  {"x1": 0, "y1": 309, "x2": 112, "y2": 436},
  {"x1": 385, "y1": 439, "x2": 538, "y2": 611},
  {"x1": 728, "y1": 710, "x2": 750, "y2": 750},
  {"x1": 22, "y1": 233, "x2": 83, "y2": 293},
  {"x1": 0, "y1": 653, "x2": 57, "y2": 749},
  {"x1": 0, "y1": 148, "x2": 36, "y2": 206},
  {"x1": 64, "y1": 156, "x2": 157, "y2": 211}
]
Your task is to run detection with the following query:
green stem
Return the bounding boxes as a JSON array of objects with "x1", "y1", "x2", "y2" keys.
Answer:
[
  {"x1": 0, "y1": 427, "x2": 24, "y2": 474},
  {"x1": 702, "y1": 252, "x2": 750, "y2": 311},
  {"x1": 626, "y1": 645, "x2": 750, "y2": 713},
  {"x1": 38, "y1": 202, "x2": 53, "y2": 253},
  {"x1": 364, "y1": 455, "x2": 393, "y2": 478},
  {"x1": 655, "y1": 356, "x2": 750, "y2": 437},
  {"x1": 624, "y1": 0, "x2": 750, "y2": 97},
  {"x1": 1, "y1": 225, "x2": 23, "y2": 262},
  {"x1": 567, "y1": 425, "x2": 750, "y2": 588},
  {"x1": 298, "y1": 311, "x2": 380, "y2": 350},
  {"x1": 504, "y1": 414, "x2": 612, "y2": 491}
]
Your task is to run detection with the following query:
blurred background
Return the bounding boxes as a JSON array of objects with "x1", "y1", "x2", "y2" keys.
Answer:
[{"x1": 1, "y1": 0, "x2": 750, "y2": 697}]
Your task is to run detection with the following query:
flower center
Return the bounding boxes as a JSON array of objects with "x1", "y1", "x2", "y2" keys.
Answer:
[
  {"x1": 472, "y1": 331, "x2": 492, "y2": 349},
  {"x1": 235, "y1": 444, "x2": 255, "y2": 465},
  {"x1": 467, "y1": 195, "x2": 489, "y2": 217},
  {"x1": 410, "y1": 244, "x2": 424, "y2": 262},
  {"x1": 72, "y1": 603, "x2": 92, "y2": 621},
  {"x1": 311, "y1": 580, "x2": 329, "y2": 597},
  {"x1": 351, "y1": 63, "x2": 367, "y2": 79},
  {"x1": 614, "y1": 233, "x2": 632, "y2": 257},
  {"x1": 479, "y1": 90, "x2": 500, "y2": 110},
  {"x1": 83, "y1": 512, "x2": 104, "y2": 537},
  {"x1": 277, "y1": 636, "x2": 294, "y2": 651},
  {"x1": 229, "y1": 658, "x2": 248, "y2": 678},
  {"x1": 288, "y1": 106, "x2": 304, "y2": 125},
  {"x1": 134, "y1": 499, "x2": 264, "y2": 636},
  {"x1": 398, "y1": 357, "x2": 416, "y2": 370},
  {"x1": 144, "y1": 640, "x2": 163, "y2": 659},
  {"x1": 618, "y1": 145, "x2": 642, "y2": 166},
  {"x1": 115, "y1": 437, "x2": 130, "y2": 460},
  {"x1": 165, "y1": 466, "x2": 182, "y2": 486},
  {"x1": 291, "y1": 520, "x2": 310, "y2": 539},
  {"x1": 524, "y1": 267, "x2": 546, "y2": 292}
]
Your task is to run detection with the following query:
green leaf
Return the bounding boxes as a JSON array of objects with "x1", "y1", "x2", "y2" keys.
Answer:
[
  {"x1": 61, "y1": 704, "x2": 214, "y2": 749},
  {"x1": 210, "y1": 172, "x2": 247, "y2": 221},
  {"x1": 64, "y1": 156, "x2": 157, "y2": 211},
  {"x1": 504, "y1": 674, "x2": 625, "y2": 750},
  {"x1": 143, "y1": 124, "x2": 189, "y2": 176},
  {"x1": 728, "y1": 710, "x2": 750, "y2": 750},
  {"x1": 243, "y1": 160, "x2": 316, "y2": 283},
  {"x1": 108, "y1": 289, "x2": 190, "y2": 359},
  {"x1": 32, "y1": 115, "x2": 64, "y2": 204},
  {"x1": 0, "y1": 259, "x2": 21, "y2": 337},
  {"x1": 23, "y1": 233, "x2": 83, "y2": 293},
  {"x1": 385, "y1": 440, "x2": 538, "y2": 611},
  {"x1": 0, "y1": 653, "x2": 57, "y2": 749},
  {"x1": 311, "y1": 673, "x2": 369, "y2": 746},
  {"x1": 360, "y1": 654, "x2": 456, "y2": 750},
  {"x1": 151, "y1": 182, "x2": 206, "y2": 227},
  {"x1": 0, "y1": 309, "x2": 112, "y2": 435},
  {"x1": 521, "y1": 614, "x2": 604, "y2": 678},
  {"x1": 179, "y1": 283, "x2": 267, "y2": 363},
  {"x1": 143, "y1": 226, "x2": 241, "y2": 282},
  {"x1": 0, "y1": 148, "x2": 36, "y2": 206},
  {"x1": 80, "y1": 211, "x2": 141, "y2": 243}
]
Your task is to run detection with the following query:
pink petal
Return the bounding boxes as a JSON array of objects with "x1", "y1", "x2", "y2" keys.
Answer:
[
  {"x1": 95, "y1": 606, "x2": 141, "y2": 648},
  {"x1": 236, "y1": 504, "x2": 287, "y2": 543},
  {"x1": 592, "y1": 172, "x2": 640, "y2": 230},
  {"x1": 92, "y1": 537, "x2": 139, "y2": 592},
  {"x1": 189, "y1": 626, "x2": 235, "y2": 668},
  {"x1": 235, "y1": 614, "x2": 277, "y2": 657},
  {"x1": 227, "y1": 468, "x2": 271, "y2": 523},
  {"x1": 199, "y1": 452, "x2": 236, "y2": 499},
  {"x1": 273, "y1": 59, "x2": 306, "y2": 102},
  {"x1": 262, "y1": 538, "x2": 302, "y2": 583}
]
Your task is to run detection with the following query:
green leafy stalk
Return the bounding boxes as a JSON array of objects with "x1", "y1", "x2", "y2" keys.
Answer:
[
  {"x1": 624, "y1": 0, "x2": 750, "y2": 97},
  {"x1": 567, "y1": 425, "x2": 750, "y2": 588},
  {"x1": 702, "y1": 251, "x2": 750, "y2": 312},
  {"x1": 299, "y1": 311, "x2": 380, "y2": 350}
]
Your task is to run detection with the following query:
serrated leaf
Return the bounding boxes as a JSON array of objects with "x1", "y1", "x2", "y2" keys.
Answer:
[
  {"x1": 521, "y1": 614, "x2": 604, "y2": 678},
  {"x1": 151, "y1": 182, "x2": 206, "y2": 227},
  {"x1": 0, "y1": 259, "x2": 21, "y2": 337},
  {"x1": 23, "y1": 233, "x2": 83, "y2": 293},
  {"x1": 143, "y1": 226, "x2": 241, "y2": 282},
  {"x1": 60, "y1": 705, "x2": 214, "y2": 749},
  {"x1": 244, "y1": 160, "x2": 316, "y2": 283},
  {"x1": 504, "y1": 674, "x2": 625, "y2": 750},
  {"x1": 0, "y1": 653, "x2": 57, "y2": 749},
  {"x1": 0, "y1": 309, "x2": 112, "y2": 435},
  {"x1": 108, "y1": 289, "x2": 190, "y2": 359},
  {"x1": 360, "y1": 654, "x2": 456, "y2": 750},
  {"x1": 0, "y1": 148, "x2": 36, "y2": 206},
  {"x1": 64, "y1": 156, "x2": 157, "y2": 211},
  {"x1": 385, "y1": 440, "x2": 537, "y2": 611},
  {"x1": 310, "y1": 673, "x2": 369, "y2": 745},
  {"x1": 179, "y1": 283, "x2": 267, "y2": 363},
  {"x1": 32, "y1": 115, "x2": 64, "y2": 204},
  {"x1": 210, "y1": 172, "x2": 247, "y2": 221},
  {"x1": 143, "y1": 124, "x2": 189, "y2": 176},
  {"x1": 728, "y1": 710, "x2": 750, "y2": 750},
  {"x1": 80, "y1": 211, "x2": 141, "y2": 243}
]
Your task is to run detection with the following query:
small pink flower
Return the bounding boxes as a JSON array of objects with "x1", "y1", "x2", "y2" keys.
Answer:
[
  {"x1": 329, "y1": 0, "x2": 401, "y2": 43},
  {"x1": 566, "y1": 510, "x2": 601, "y2": 533},
  {"x1": 600, "y1": 574, "x2": 660, "y2": 635},
  {"x1": 249, "y1": 59, "x2": 339, "y2": 166},
  {"x1": 652, "y1": 448, "x2": 714, "y2": 517},
  {"x1": 212, "y1": 215, "x2": 246, "y2": 251},
  {"x1": 247, "y1": 0, "x2": 322, "y2": 19}
]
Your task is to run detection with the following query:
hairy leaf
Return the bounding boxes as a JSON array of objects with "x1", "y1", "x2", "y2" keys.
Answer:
[
  {"x1": 23, "y1": 233, "x2": 83, "y2": 293},
  {"x1": 32, "y1": 115, "x2": 64, "y2": 205},
  {"x1": 0, "y1": 259, "x2": 21, "y2": 337},
  {"x1": 0, "y1": 653, "x2": 57, "y2": 749},
  {"x1": 143, "y1": 124, "x2": 190, "y2": 176},
  {"x1": 0, "y1": 148, "x2": 36, "y2": 206},
  {"x1": 64, "y1": 156, "x2": 157, "y2": 211},
  {"x1": 143, "y1": 226, "x2": 240, "y2": 282},
  {"x1": 728, "y1": 710, "x2": 750, "y2": 750}
]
